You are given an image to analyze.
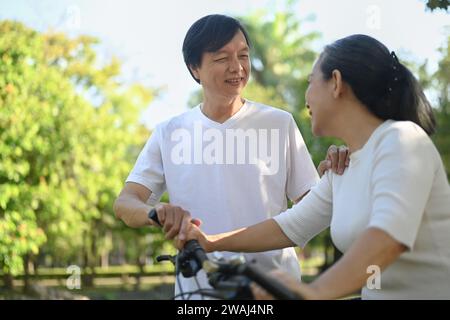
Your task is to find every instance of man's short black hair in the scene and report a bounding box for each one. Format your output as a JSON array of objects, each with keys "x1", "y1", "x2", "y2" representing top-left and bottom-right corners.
[{"x1": 182, "y1": 14, "x2": 251, "y2": 84}]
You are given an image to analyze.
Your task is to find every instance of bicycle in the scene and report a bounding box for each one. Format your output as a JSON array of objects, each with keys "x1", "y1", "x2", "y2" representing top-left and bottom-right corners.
[{"x1": 148, "y1": 209, "x2": 302, "y2": 300}]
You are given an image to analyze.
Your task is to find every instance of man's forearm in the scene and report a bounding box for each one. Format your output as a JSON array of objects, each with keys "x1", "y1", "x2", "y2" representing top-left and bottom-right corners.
[
  {"x1": 114, "y1": 196, "x2": 153, "y2": 228},
  {"x1": 208, "y1": 219, "x2": 295, "y2": 253}
]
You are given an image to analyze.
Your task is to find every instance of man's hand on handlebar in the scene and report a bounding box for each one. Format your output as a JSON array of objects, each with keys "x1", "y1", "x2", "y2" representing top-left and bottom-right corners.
[{"x1": 151, "y1": 204, "x2": 199, "y2": 240}]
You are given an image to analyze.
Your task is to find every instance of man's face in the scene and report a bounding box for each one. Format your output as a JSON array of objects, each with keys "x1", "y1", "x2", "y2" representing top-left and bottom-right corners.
[{"x1": 190, "y1": 30, "x2": 250, "y2": 100}]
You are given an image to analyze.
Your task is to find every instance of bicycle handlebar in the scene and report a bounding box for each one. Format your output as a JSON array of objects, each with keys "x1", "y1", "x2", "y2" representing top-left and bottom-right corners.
[{"x1": 148, "y1": 208, "x2": 300, "y2": 300}]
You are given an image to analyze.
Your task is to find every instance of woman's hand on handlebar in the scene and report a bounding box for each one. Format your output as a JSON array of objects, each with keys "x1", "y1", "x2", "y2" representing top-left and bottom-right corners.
[
  {"x1": 174, "y1": 219, "x2": 212, "y2": 252},
  {"x1": 250, "y1": 269, "x2": 320, "y2": 300}
]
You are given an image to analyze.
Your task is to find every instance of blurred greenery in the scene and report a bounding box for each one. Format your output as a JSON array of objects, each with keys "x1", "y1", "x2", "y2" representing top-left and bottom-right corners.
[
  {"x1": 0, "y1": 20, "x2": 170, "y2": 290},
  {"x1": 0, "y1": 0, "x2": 449, "y2": 297},
  {"x1": 425, "y1": 0, "x2": 449, "y2": 11}
]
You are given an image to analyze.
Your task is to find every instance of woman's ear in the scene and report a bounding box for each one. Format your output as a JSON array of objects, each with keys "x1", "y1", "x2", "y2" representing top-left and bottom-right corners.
[{"x1": 331, "y1": 69, "x2": 343, "y2": 99}]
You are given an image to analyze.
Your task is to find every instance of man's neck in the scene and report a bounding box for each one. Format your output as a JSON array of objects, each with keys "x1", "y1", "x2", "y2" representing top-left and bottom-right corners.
[{"x1": 201, "y1": 96, "x2": 244, "y2": 124}]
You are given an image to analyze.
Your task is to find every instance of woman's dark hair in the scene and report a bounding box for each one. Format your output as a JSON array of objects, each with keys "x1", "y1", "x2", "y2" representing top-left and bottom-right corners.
[
  {"x1": 182, "y1": 14, "x2": 251, "y2": 84},
  {"x1": 319, "y1": 34, "x2": 436, "y2": 135}
]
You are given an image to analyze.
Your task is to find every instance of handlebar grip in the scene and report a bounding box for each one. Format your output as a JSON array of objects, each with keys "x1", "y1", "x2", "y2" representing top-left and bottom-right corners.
[
  {"x1": 184, "y1": 239, "x2": 209, "y2": 265},
  {"x1": 148, "y1": 208, "x2": 162, "y2": 227}
]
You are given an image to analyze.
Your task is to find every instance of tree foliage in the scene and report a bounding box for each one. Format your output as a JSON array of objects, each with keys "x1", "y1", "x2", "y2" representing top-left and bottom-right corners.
[
  {"x1": 425, "y1": 0, "x2": 449, "y2": 11},
  {"x1": 0, "y1": 20, "x2": 160, "y2": 282}
]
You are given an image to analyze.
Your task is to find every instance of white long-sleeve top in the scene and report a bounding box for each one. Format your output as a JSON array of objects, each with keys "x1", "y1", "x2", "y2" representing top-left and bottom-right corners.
[{"x1": 274, "y1": 120, "x2": 450, "y2": 299}]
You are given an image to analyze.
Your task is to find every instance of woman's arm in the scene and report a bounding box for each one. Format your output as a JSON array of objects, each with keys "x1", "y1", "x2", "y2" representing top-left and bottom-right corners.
[
  {"x1": 276, "y1": 227, "x2": 407, "y2": 300},
  {"x1": 180, "y1": 174, "x2": 334, "y2": 253},
  {"x1": 180, "y1": 218, "x2": 295, "y2": 253}
]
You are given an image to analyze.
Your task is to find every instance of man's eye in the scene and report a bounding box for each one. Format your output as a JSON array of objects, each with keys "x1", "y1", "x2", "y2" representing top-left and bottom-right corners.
[
  {"x1": 240, "y1": 55, "x2": 249, "y2": 58},
  {"x1": 215, "y1": 57, "x2": 227, "y2": 62}
]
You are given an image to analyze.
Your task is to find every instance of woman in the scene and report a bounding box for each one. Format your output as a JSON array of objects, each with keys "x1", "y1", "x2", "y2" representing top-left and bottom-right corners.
[{"x1": 178, "y1": 34, "x2": 450, "y2": 299}]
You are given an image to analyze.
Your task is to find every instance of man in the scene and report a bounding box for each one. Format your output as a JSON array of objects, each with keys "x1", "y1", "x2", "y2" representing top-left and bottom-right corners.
[{"x1": 114, "y1": 14, "x2": 347, "y2": 299}]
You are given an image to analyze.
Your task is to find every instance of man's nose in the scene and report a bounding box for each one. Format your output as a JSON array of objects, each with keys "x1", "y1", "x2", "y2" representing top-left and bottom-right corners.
[{"x1": 228, "y1": 56, "x2": 243, "y2": 73}]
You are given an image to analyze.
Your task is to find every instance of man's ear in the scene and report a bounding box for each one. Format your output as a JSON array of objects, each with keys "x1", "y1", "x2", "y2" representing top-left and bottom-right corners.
[
  {"x1": 189, "y1": 65, "x2": 200, "y2": 82},
  {"x1": 331, "y1": 69, "x2": 343, "y2": 99}
]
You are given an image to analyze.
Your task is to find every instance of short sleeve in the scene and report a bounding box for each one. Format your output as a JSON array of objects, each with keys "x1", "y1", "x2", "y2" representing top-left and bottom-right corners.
[
  {"x1": 368, "y1": 123, "x2": 435, "y2": 250},
  {"x1": 126, "y1": 126, "x2": 166, "y2": 202},
  {"x1": 286, "y1": 115, "x2": 320, "y2": 201},
  {"x1": 274, "y1": 172, "x2": 333, "y2": 248}
]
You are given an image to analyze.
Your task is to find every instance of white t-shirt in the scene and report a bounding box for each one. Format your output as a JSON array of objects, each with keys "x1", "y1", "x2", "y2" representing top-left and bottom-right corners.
[
  {"x1": 274, "y1": 120, "x2": 450, "y2": 299},
  {"x1": 126, "y1": 99, "x2": 319, "y2": 299}
]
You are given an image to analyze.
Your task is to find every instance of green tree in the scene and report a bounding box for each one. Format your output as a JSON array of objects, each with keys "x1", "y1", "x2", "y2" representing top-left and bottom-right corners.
[
  {"x1": 0, "y1": 20, "x2": 159, "y2": 290},
  {"x1": 425, "y1": 0, "x2": 449, "y2": 11}
]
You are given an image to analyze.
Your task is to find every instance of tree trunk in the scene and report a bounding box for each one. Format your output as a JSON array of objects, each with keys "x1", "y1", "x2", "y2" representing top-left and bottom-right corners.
[
  {"x1": 101, "y1": 230, "x2": 112, "y2": 268},
  {"x1": 90, "y1": 223, "x2": 98, "y2": 283},
  {"x1": 3, "y1": 272, "x2": 14, "y2": 290},
  {"x1": 82, "y1": 231, "x2": 94, "y2": 288},
  {"x1": 23, "y1": 254, "x2": 31, "y2": 293},
  {"x1": 101, "y1": 251, "x2": 109, "y2": 268},
  {"x1": 134, "y1": 254, "x2": 145, "y2": 291}
]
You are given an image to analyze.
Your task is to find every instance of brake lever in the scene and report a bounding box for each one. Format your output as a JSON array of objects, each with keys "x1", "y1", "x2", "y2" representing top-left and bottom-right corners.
[{"x1": 156, "y1": 255, "x2": 176, "y2": 264}]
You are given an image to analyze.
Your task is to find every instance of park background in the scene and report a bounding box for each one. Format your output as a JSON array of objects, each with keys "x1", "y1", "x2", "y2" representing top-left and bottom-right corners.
[{"x1": 0, "y1": 0, "x2": 448, "y2": 299}]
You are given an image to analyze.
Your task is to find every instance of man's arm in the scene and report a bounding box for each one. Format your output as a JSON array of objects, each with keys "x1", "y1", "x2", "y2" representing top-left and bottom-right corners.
[
  {"x1": 113, "y1": 182, "x2": 153, "y2": 228},
  {"x1": 114, "y1": 182, "x2": 193, "y2": 239}
]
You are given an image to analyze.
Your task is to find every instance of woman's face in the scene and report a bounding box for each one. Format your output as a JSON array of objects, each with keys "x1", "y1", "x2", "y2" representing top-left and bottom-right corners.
[{"x1": 305, "y1": 59, "x2": 336, "y2": 137}]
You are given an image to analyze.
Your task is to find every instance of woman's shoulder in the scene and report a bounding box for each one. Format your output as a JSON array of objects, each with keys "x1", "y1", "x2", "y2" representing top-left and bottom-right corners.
[
  {"x1": 374, "y1": 120, "x2": 437, "y2": 159},
  {"x1": 382, "y1": 120, "x2": 428, "y2": 136},
  {"x1": 377, "y1": 120, "x2": 430, "y2": 145}
]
